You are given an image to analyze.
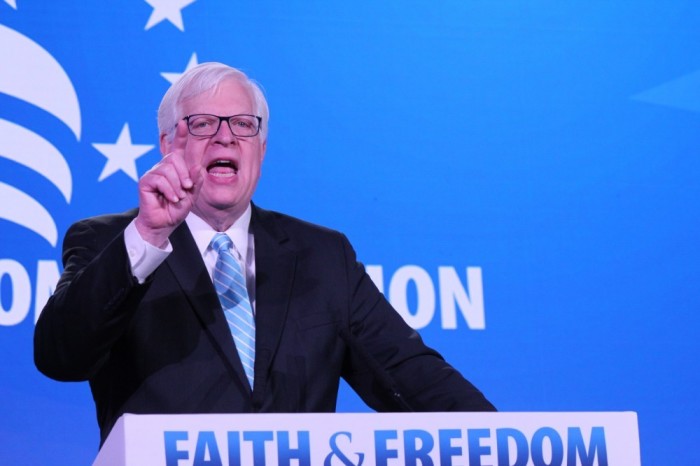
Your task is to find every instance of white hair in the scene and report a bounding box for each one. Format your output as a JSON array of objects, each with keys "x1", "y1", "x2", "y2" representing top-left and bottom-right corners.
[{"x1": 157, "y1": 62, "x2": 269, "y2": 142}]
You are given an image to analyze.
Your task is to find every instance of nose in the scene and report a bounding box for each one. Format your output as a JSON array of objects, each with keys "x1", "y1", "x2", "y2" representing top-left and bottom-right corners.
[{"x1": 212, "y1": 118, "x2": 237, "y2": 144}]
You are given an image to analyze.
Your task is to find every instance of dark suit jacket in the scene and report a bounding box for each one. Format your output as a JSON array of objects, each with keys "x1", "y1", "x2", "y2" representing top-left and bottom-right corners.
[{"x1": 34, "y1": 204, "x2": 494, "y2": 445}]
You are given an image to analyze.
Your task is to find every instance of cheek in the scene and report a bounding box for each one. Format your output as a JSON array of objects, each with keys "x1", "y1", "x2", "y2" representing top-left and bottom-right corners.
[
  {"x1": 187, "y1": 147, "x2": 210, "y2": 170},
  {"x1": 244, "y1": 156, "x2": 263, "y2": 173}
]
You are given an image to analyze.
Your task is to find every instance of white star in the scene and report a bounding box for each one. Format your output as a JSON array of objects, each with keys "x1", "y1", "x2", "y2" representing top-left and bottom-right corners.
[
  {"x1": 161, "y1": 53, "x2": 199, "y2": 84},
  {"x1": 93, "y1": 124, "x2": 154, "y2": 182},
  {"x1": 144, "y1": 0, "x2": 196, "y2": 31},
  {"x1": 4, "y1": 0, "x2": 17, "y2": 9}
]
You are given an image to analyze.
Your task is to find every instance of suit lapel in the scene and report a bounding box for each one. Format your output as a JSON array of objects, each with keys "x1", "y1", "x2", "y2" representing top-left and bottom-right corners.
[
  {"x1": 165, "y1": 222, "x2": 252, "y2": 395},
  {"x1": 250, "y1": 206, "x2": 297, "y2": 404}
]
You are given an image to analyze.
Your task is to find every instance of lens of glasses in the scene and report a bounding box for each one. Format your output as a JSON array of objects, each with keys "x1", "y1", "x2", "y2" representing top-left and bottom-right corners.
[{"x1": 187, "y1": 114, "x2": 260, "y2": 137}]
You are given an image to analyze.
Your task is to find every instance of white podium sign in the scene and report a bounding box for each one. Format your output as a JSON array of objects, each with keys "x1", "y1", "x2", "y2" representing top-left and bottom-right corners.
[{"x1": 93, "y1": 412, "x2": 639, "y2": 466}]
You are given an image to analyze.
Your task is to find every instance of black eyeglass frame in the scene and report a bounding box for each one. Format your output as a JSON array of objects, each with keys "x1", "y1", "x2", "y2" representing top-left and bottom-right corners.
[{"x1": 182, "y1": 114, "x2": 263, "y2": 137}]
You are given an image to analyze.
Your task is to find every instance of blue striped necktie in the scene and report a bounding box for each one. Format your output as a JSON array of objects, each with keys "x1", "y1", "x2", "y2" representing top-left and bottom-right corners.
[{"x1": 211, "y1": 233, "x2": 255, "y2": 388}]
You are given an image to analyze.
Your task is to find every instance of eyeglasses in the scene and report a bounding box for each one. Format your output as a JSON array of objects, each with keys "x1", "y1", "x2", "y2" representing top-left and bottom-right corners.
[{"x1": 183, "y1": 114, "x2": 262, "y2": 137}]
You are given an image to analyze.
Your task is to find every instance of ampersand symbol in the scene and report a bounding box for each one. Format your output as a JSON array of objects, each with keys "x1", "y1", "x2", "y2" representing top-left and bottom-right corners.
[{"x1": 324, "y1": 431, "x2": 365, "y2": 466}]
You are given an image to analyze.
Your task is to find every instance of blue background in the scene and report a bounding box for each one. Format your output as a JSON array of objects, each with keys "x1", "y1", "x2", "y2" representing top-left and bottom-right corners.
[{"x1": 1, "y1": 1, "x2": 698, "y2": 464}]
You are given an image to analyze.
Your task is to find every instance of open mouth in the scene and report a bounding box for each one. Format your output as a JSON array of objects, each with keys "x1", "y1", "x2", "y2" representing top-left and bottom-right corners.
[{"x1": 207, "y1": 159, "x2": 238, "y2": 177}]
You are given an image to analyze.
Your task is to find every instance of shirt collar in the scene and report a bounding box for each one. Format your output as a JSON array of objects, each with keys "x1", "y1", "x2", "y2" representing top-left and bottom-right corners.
[{"x1": 185, "y1": 204, "x2": 252, "y2": 262}]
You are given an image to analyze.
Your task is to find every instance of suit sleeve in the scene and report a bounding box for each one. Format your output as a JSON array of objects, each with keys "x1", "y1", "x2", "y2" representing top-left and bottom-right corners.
[
  {"x1": 34, "y1": 217, "x2": 151, "y2": 381},
  {"x1": 338, "y1": 234, "x2": 496, "y2": 412}
]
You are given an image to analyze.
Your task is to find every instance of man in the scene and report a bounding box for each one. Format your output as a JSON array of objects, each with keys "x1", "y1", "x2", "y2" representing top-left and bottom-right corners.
[{"x1": 34, "y1": 62, "x2": 495, "y2": 446}]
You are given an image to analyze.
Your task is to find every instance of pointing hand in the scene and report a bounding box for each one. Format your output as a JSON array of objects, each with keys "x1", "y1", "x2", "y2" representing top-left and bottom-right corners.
[{"x1": 134, "y1": 121, "x2": 202, "y2": 247}]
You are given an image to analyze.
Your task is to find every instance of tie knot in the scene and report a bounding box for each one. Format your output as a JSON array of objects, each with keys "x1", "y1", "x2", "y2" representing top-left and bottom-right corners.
[{"x1": 211, "y1": 233, "x2": 233, "y2": 253}]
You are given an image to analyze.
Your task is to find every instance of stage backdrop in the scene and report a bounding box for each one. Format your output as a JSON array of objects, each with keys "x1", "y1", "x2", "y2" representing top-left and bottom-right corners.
[{"x1": 1, "y1": 1, "x2": 698, "y2": 464}]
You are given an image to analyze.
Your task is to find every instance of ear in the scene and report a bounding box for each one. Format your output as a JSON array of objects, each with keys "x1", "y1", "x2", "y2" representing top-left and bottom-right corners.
[{"x1": 260, "y1": 138, "x2": 267, "y2": 162}]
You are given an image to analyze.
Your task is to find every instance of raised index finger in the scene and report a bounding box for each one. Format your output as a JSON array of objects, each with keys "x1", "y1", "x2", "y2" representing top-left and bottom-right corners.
[
  {"x1": 170, "y1": 119, "x2": 189, "y2": 155},
  {"x1": 167, "y1": 120, "x2": 193, "y2": 189}
]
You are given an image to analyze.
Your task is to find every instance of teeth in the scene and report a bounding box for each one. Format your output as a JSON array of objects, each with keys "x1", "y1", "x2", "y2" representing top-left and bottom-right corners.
[{"x1": 208, "y1": 159, "x2": 238, "y2": 175}]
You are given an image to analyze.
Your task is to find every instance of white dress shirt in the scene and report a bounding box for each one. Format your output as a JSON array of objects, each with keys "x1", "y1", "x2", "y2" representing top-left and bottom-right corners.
[{"x1": 123, "y1": 204, "x2": 256, "y2": 311}]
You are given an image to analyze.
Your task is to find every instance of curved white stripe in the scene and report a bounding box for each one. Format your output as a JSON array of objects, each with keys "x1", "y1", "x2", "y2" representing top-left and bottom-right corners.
[
  {"x1": 0, "y1": 119, "x2": 72, "y2": 202},
  {"x1": 0, "y1": 24, "x2": 81, "y2": 139},
  {"x1": 0, "y1": 182, "x2": 57, "y2": 246}
]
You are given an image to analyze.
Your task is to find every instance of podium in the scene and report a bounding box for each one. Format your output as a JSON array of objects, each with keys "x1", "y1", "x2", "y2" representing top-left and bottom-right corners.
[{"x1": 93, "y1": 412, "x2": 640, "y2": 465}]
